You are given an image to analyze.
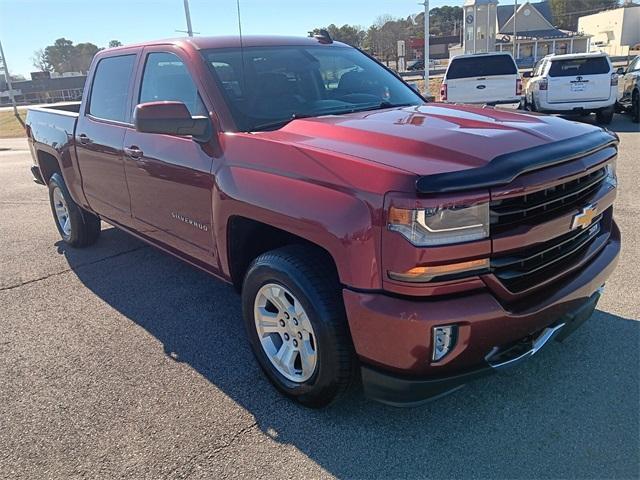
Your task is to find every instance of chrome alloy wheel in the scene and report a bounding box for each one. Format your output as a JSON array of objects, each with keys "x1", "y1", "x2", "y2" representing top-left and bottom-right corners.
[
  {"x1": 254, "y1": 283, "x2": 318, "y2": 382},
  {"x1": 52, "y1": 186, "x2": 71, "y2": 236}
]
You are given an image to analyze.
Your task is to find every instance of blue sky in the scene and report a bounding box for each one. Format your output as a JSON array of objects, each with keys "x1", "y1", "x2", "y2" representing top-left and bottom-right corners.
[{"x1": 0, "y1": 0, "x2": 457, "y2": 77}]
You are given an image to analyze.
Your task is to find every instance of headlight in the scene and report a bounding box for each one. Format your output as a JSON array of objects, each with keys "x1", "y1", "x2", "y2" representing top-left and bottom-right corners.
[{"x1": 388, "y1": 202, "x2": 490, "y2": 246}]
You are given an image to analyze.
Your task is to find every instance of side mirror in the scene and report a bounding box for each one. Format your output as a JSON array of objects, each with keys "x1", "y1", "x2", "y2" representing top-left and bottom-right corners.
[
  {"x1": 134, "y1": 101, "x2": 211, "y2": 143},
  {"x1": 616, "y1": 67, "x2": 625, "y2": 75},
  {"x1": 522, "y1": 71, "x2": 532, "y2": 79}
]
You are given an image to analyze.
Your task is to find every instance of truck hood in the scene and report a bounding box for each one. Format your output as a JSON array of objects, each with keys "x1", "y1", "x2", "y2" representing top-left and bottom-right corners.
[{"x1": 262, "y1": 104, "x2": 601, "y2": 177}]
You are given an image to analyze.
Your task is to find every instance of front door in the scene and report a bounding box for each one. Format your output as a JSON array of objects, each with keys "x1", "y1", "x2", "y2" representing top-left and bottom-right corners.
[
  {"x1": 123, "y1": 48, "x2": 216, "y2": 263},
  {"x1": 75, "y1": 53, "x2": 137, "y2": 225}
]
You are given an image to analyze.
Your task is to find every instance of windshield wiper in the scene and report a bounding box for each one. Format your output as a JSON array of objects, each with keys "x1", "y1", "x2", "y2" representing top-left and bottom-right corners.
[
  {"x1": 348, "y1": 101, "x2": 418, "y2": 113},
  {"x1": 251, "y1": 113, "x2": 314, "y2": 132}
]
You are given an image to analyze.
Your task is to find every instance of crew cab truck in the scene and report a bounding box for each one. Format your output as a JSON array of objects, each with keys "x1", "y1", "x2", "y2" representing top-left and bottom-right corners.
[
  {"x1": 26, "y1": 36, "x2": 620, "y2": 408},
  {"x1": 524, "y1": 52, "x2": 618, "y2": 124}
]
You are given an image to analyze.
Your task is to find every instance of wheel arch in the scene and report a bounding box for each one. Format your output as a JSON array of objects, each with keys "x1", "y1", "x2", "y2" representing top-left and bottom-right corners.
[{"x1": 226, "y1": 216, "x2": 339, "y2": 292}]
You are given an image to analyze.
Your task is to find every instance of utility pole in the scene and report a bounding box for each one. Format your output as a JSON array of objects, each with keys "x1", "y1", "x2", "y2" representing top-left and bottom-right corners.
[
  {"x1": 0, "y1": 39, "x2": 20, "y2": 121},
  {"x1": 420, "y1": 0, "x2": 429, "y2": 96},
  {"x1": 183, "y1": 0, "x2": 194, "y2": 37},
  {"x1": 513, "y1": 0, "x2": 518, "y2": 59}
]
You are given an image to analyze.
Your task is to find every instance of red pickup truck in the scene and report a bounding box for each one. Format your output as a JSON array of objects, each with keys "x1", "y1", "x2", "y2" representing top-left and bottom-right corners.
[{"x1": 26, "y1": 35, "x2": 620, "y2": 407}]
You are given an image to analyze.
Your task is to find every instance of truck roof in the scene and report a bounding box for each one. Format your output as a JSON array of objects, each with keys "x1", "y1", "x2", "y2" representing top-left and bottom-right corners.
[
  {"x1": 104, "y1": 35, "x2": 346, "y2": 52},
  {"x1": 545, "y1": 51, "x2": 609, "y2": 61}
]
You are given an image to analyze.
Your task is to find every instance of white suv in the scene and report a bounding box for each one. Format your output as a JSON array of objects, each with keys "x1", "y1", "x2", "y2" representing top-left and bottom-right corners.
[
  {"x1": 524, "y1": 52, "x2": 617, "y2": 124},
  {"x1": 440, "y1": 52, "x2": 522, "y2": 108}
]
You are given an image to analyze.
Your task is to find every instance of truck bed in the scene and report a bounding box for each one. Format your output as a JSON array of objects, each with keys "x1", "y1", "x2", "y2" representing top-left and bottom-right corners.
[{"x1": 26, "y1": 102, "x2": 80, "y2": 152}]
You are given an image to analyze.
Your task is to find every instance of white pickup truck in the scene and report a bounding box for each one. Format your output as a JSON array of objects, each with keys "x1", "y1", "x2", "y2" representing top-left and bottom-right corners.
[
  {"x1": 440, "y1": 52, "x2": 522, "y2": 108},
  {"x1": 524, "y1": 52, "x2": 617, "y2": 124}
]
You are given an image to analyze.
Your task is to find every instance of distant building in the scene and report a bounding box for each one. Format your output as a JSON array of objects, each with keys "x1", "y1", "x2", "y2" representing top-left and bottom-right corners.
[
  {"x1": 0, "y1": 74, "x2": 86, "y2": 106},
  {"x1": 407, "y1": 35, "x2": 461, "y2": 60},
  {"x1": 578, "y1": 3, "x2": 640, "y2": 57},
  {"x1": 451, "y1": 0, "x2": 591, "y2": 66}
]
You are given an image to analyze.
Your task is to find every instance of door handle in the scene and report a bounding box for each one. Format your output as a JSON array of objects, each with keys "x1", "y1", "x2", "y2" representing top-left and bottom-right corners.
[
  {"x1": 78, "y1": 133, "x2": 91, "y2": 145},
  {"x1": 124, "y1": 146, "x2": 144, "y2": 159}
]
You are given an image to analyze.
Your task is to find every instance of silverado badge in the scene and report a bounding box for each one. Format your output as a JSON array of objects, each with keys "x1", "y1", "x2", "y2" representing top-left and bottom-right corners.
[{"x1": 571, "y1": 204, "x2": 597, "y2": 230}]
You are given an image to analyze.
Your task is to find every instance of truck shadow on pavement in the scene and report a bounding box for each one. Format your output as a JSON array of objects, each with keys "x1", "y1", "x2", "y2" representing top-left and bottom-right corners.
[{"x1": 57, "y1": 227, "x2": 640, "y2": 479}]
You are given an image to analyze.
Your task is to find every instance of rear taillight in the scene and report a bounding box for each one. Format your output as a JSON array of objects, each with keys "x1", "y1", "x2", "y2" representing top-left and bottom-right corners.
[
  {"x1": 516, "y1": 78, "x2": 523, "y2": 96},
  {"x1": 539, "y1": 79, "x2": 548, "y2": 91},
  {"x1": 611, "y1": 73, "x2": 618, "y2": 86},
  {"x1": 440, "y1": 83, "x2": 447, "y2": 102}
]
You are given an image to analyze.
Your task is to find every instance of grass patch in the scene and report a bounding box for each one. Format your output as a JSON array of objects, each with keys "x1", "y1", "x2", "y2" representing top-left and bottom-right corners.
[{"x1": 0, "y1": 108, "x2": 27, "y2": 138}]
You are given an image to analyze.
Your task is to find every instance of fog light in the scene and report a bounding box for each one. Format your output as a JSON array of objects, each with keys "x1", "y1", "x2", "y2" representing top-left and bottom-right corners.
[{"x1": 432, "y1": 325, "x2": 457, "y2": 361}]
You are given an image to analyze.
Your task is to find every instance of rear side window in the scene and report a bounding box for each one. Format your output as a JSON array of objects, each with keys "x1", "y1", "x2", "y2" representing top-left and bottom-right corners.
[
  {"x1": 548, "y1": 57, "x2": 610, "y2": 77},
  {"x1": 89, "y1": 55, "x2": 136, "y2": 122},
  {"x1": 447, "y1": 55, "x2": 517, "y2": 79},
  {"x1": 139, "y1": 52, "x2": 207, "y2": 116}
]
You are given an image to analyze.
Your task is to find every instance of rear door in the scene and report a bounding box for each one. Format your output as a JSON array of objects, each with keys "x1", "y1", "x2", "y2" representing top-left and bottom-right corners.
[
  {"x1": 547, "y1": 56, "x2": 611, "y2": 103},
  {"x1": 76, "y1": 52, "x2": 138, "y2": 225},
  {"x1": 123, "y1": 46, "x2": 217, "y2": 262},
  {"x1": 445, "y1": 55, "x2": 518, "y2": 104}
]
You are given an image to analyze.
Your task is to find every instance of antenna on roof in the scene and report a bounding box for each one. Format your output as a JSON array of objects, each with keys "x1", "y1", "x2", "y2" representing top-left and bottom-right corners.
[{"x1": 314, "y1": 29, "x2": 333, "y2": 44}]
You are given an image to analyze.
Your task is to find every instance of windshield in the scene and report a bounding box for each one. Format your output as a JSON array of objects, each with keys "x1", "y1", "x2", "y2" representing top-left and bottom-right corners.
[{"x1": 201, "y1": 45, "x2": 423, "y2": 131}]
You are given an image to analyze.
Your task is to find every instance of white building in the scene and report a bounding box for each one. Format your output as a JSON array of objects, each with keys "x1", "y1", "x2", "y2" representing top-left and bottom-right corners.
[
  {"x1": 578, "y1": 4, "x2": 640, "y2": 57},
  {"x1": 454, "y1": 0, "x2": 591, "y2": 66}
]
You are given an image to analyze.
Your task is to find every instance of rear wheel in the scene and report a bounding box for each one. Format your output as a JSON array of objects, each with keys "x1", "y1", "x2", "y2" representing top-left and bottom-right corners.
[
  {"x1": 48, "y1": 173, "x2": 101, "y2": 247},
  {"x1": 596, "y1": 105, "x2": 614, "y2": 125},
  {"x1": 241, "y1": 245, "x2": 356, "y2": 408}
]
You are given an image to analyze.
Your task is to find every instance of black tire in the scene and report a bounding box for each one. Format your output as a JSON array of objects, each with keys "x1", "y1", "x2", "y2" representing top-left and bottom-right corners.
[
  {"x1": 48, "y1": 173, "x2": 101, "y2": 247},
  {"x1": 596, "y1": 106, "x2": 614, "y2": 125},
  {"x1": 632, "y1": 90, "x2": 640, "y2": 124},
  {"x1": 241, "y1": 245, "x2": 356, "y2": 408}
]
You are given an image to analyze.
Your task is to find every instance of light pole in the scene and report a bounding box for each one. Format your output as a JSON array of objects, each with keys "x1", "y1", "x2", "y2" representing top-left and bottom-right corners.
[
  {"x1": 0, "y1": 39, "x2": 19, "y2": 121},
  {"x1": 513, "y1": 0, "x2": 518, "y2": 59},
  {"x1": 420, "y1": 0, "x2": 429, "y2": 96},
  {"x1": 183, "y1": 0, "x2": 194, "y2": 37}
]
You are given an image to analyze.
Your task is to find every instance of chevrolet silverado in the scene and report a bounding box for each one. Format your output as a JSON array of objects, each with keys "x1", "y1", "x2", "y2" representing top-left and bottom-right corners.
[{"x1": 26, "y1": 35, "x2": 620, "y2": 407}]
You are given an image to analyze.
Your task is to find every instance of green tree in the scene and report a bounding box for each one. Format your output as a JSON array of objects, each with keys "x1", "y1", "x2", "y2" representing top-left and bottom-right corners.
[
  {"x1": 550, "y1": 0, "x2": 619, "y2": 30},
  {"x1": 73, "y1": 42, "x2": 100, "y2": 72},
  {"x1": 309, "y1": 24, "x2": 366, "y2": 47},
  {"x1": 108, "y1": 40, "x2": 123, "y2": 48},
  {"x1": 37, "y1": 38, "x2": 101, "y2": 74},
  {"x1": 43, "y1": 38, "x2": 75, "y2": 74}
]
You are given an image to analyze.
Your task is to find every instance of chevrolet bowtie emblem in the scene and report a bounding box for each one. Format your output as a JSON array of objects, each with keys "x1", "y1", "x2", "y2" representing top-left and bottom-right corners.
[{"x1": 571, "y1": 204, "x2": 597, "y2": 230}]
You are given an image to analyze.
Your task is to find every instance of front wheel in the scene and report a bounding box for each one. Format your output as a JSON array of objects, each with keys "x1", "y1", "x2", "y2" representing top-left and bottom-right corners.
[
  {"x1": 241, "y1": 245, "x2": 356, "y2": 408},
  {"x1": 632, "y1": 91, "x2": 639, "y2": 123},
  {"x1": 48, "y1": 173, "x2": 101, "y2": 247}
]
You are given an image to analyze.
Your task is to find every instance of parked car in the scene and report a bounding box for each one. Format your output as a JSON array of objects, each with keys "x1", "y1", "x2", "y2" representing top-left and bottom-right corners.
[
  {"x1": 615, "y1": 55, "x2": 640, "y2": 123},
  {"x1": 26, "y1": 36, "x2": 620, "y2": 408},
  {"x1": 440, "y1": 52, "x2": 522, "y2": 108},
  {"x1": 407, "y1": 59, "x2": 436, "y2": 71},
  {"x1": 523, "y1": 52, "x2": 617, "y2": 124}
]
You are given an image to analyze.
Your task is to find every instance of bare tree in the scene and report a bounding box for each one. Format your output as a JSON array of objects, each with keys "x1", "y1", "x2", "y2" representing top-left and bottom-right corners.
[{"x1": 31, "y1": 48, "x2": 52, "y2": 72}]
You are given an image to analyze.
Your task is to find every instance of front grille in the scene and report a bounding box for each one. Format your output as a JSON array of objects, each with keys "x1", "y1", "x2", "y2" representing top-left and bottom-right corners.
[
  {"x1": 490, "y1": 167, "x2": 606, "y2": 231},
  {"x1": 491, "y1": 216, "x2": 605, "y2": 293}
]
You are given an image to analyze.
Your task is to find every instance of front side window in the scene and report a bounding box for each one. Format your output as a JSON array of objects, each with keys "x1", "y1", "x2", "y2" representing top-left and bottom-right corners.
[
  {"x1": 89, "y1": 54, "x2": 136, "y2": 122},
  {"x1": 139, "y1": 52, "x2": 207, "y2": 116},
  {"x1": 201, "y1": 45, "x2": 423, "y2": 131}
]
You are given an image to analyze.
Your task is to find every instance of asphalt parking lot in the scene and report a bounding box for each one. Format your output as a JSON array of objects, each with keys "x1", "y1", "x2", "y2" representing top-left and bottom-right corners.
[{"x1": 1, "y1": 115, "x2": 639, "y2": 480}]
